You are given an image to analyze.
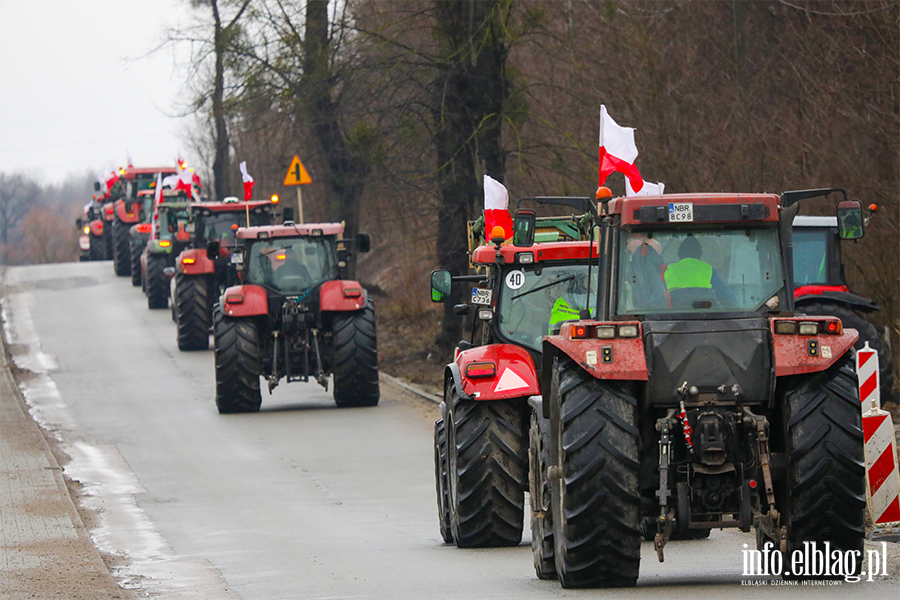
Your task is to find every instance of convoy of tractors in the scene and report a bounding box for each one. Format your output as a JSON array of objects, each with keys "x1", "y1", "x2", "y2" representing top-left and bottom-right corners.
[{"x1": 76, "y1": 161, "x2": 889, "y2": 588}]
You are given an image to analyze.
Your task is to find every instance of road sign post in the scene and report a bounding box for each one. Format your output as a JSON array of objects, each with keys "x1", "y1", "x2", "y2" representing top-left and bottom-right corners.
[{"x1": 284, "y1": 156, "x2": 312, "y2": 223}]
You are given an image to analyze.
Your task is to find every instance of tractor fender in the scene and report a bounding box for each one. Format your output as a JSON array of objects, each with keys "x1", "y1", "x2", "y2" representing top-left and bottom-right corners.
[
  {"x1": 542, "y1": 321, "x2": 650, "y2": 382},
  {"x1": 115, "y1": 199, "x2": 142, "y2": 224},
  {"x1": 449, "y1": 344, "x2": 539, "y2": 402},
  {"x1": 770, "y1": 319, "x2": 858, "y2": 377},
  {"x1": 89, "y1": 219, "x2": 104, "y2": 237},
  {"x1": 795, "y1": 288, "x2": 881, "y2": 313},
  {"x1": 102, "y1": 202, "x2": 115, "y2": 221},
  {"x1": 220, "y1": 284, "x2": 268, "y2": 317},
  {"x1": 319, "y1": 280, "x2": 367, "y2": 312},
  {"x1": 176, "y1": 248, "x2": 215, "y2": 275}
]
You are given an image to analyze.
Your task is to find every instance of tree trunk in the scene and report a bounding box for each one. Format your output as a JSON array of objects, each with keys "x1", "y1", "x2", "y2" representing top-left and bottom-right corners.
[{"x1": 211, "y1": 0, "x2": 230, "y2": 200}]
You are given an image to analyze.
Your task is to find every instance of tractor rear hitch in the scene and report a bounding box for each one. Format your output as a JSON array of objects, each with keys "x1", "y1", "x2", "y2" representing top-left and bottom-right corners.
[{"x1": 655, "y1": 414, "x2": 676, "y2": 561}]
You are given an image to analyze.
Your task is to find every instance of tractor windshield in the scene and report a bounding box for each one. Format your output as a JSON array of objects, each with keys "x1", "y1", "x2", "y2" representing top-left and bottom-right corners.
[
  {"x1": 793, "y1": 228, "x2": 834, "y2": 286},
  {"x1": 617, "y1": 228, "x2": 784, "y2": 314},
  {"x1": 200, "y1": 211, "x2": 269, "y2": 246},
  {"x1": 498, "y1": 263, "x2": 598, "y2": 351},
  {"x1": 247, "y1": 237, "x2": 338, "y2": 295},
  {"x1": 157, "y1": 207, "x2": 191, "y2": 241}
]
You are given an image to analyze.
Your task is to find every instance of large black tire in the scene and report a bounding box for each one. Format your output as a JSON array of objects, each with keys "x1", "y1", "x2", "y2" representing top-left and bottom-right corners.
[
  {"x1": 145, "y1": 254, "x2": 169, "y2": 309},
  {"x1": 175, "y1": 273, "x2": 211, "y2": 351},
  {"x1": 783, "y1": 356, "x2": 865, "y2": 576},
  {"x1": 798, "y1": 301, "x2": 894, "y2": 401},
  {"x1": 529, "y1": 408, "x2": 556, "y2": 579},
  {"x1": 89, "y1": 235, "x2": 105, "y2": 261},
  {"x1": 434, "y1": 417, "x2": 454, "y2": 544},
  {"x1": 129, "y1": 238, "x2": 143, "y2": 286},
  {"x1": 447, "y1": 385, "x2": 527, "y2": 548},
  {"x1": 332, "y1": 301, "x2": 379, "y2": 407},
  {"x1": 112, "y1": 218, "x2": 131, "y2": 276},
  {"x1": 550, "y1": 355, "x2": 641, "y2": 588},
  {"x1": 213, "y1": 307, "x2": 262, "y2": 413}
]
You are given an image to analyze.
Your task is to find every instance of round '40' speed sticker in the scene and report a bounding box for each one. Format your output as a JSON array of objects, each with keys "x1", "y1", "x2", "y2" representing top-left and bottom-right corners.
[{"x1": 505, "y1": 270, "x2": 525, "y2": 290}]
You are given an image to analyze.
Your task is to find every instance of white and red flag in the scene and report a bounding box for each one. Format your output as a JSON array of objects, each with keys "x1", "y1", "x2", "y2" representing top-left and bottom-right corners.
[
  {"x1": 103, "y1": 163, "x2": 120, "y2": 192},
  {"x1": 483, "y1": 175, "x2": 513, "y2": 242},
  {"x1": 599, "y1": 105, "x2": 644, "y2": 193},
  {"x1": 126, "y1": 151, "x2": 134, "y2": 168},
  {"x1": 626, "y1": 179, "x2": 664, "y2": 197},
  {"x1": 150, "y1": 172, "x2": 163, "y2": 239},
  {"x1": 240, "y1": 161, "x2": 254, "y2": 201}
]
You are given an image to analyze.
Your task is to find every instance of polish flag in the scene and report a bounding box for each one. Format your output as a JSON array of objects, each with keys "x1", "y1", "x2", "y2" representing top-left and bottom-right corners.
[
  {"x1": 126, "y1": 151, "x2": 134, "y2": 168},
  {"x1": 240, "y1": 161, "x2": 254, "y2": 201},
  {"x1": 599, "y1": 105, "x2": 644, "y2": 193},
  {"x1": 150, "y1": 173, "x2": 163, "y2": 239},
  {"x1": 174, "y1": 164, "x2": 193, "y2": 196},
  {"x1": 483, "y1": 175, "x2": 513, "y2": 242},
  {"x1": 626, "y1": 179, "x2": 664, "y2": 197},
  {"x1": 104, "y1": 163, "x2": 120, "y2": 192}
]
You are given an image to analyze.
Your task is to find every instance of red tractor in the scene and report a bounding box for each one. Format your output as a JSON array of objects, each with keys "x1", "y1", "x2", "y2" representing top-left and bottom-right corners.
[
  {"x1": 78, "y1": 192, "x2": 110, "y2": 261},
  {"x1": 429, "y1": 197, "x2": 599, "y2": 548},
  {"x1": 111, "y1": 167, "x2": 178, "y2": 277},
  {"x1": 213, "y1": 221, "x2": 377, "y2": 413},
  {"x1": 170, "y1": 198, "x2": 278, "y2": 350},
  {"x1": 527, "y1": 189, "x2": 866, "y2": 587}
]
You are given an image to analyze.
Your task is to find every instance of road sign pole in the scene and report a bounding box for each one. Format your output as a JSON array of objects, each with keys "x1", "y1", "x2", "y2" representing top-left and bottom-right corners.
[{"x1": 296, "y1": 187, "x2": 304, "y2": 224}]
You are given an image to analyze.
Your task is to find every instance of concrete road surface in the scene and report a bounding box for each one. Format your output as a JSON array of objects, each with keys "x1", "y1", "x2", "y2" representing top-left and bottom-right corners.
[{"x1": 3, "y1": 262, "x2": 898, "y2": 599}]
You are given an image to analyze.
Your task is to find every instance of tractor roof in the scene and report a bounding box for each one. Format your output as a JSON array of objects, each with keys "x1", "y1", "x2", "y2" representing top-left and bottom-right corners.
[
  {"x1": 609, "y1": 193, "x2": 780, "y2": 226},
  {"x1": 793, "y1": 215, "x2": 837, "y2": 228},
  {"x1": 236, "y1": 222, "x2": 344, "y2": 240},
  {"x1": 191, "y1": 199, "x2": 276, "y2": 213},
  {"x1": 121, "y1": 167, "x2": 178, "y2": 179},
  {"x1": 472, "y1": 240, "x2": 598, "y2": 265}
]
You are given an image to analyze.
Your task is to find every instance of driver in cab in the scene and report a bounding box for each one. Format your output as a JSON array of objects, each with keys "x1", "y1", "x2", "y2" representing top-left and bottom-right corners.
[
  {"x1": 274, "y1": 248, "x2": 311, "y2": 286},
  {"x1": 664, "y1": 235, "x2": 735, "y2": 308}
]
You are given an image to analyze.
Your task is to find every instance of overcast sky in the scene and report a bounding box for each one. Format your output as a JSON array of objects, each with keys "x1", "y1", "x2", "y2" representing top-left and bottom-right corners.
[{"x1": 0, "y1": 0, "x2": 195, "y2": 184}]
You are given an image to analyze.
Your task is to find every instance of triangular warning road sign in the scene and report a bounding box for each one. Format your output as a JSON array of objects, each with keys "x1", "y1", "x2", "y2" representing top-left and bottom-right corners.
[
  {"x1": 284, "y1": 155, "x2": 312, "y2": 185},
  {"x1": 493, "y1": 368, "x2": 530, "y2": 393}
]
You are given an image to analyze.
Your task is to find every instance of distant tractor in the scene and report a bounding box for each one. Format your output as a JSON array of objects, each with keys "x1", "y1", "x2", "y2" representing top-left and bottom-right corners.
[
  {"x1": 430, "y1": 197, "x2": 598, "y2": 549},
  {"x1": 212, "y1": 221, "x2": 376, "y2": 413},
  {"x1": 128, "y1": 190, "x2": 158, "y2": 287},
  {"x1": 792, "y1": 213, "x2": 893, "y2": 398},
  {"x1": 528, "y1": 189, "x2": 866, "y2": 588},
  {"x1": 111, "y1": 167, "x2": 178, "y2": 277},
  {"x1": 140, "y1": 193, "x2": 193, "y2": 309},
  {"x1": 170, "y1": 198, "x2": 278, "y2": 350}
]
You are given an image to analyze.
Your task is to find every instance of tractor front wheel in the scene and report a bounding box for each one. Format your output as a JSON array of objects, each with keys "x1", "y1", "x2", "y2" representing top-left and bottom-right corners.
[
  {"x1": 550, "y1": 355, "x2": 641, "y2": 588},
  {"x1": 447, "y1": 386, "x2": 527, "y2": 548},
  {"x1": 434, "y1": 417, "x2": 453, "y2": 544},
  {"x1": 213, "y1": 307, "x2": 262, "y2": 413},
  {"x1": 145, "y1": 254, "x2": 169, "y2": 309},
  {"x1": 129, "y1": 238, "x2": 143, "y2": 286},
  {"x1": 783, "y1": 355, "x2": 865, "y2": 576},
  {"x1": 112, "y1": 218, "x2": 131, "y2": 276},
  {"x1": 530, "y1": 407, "x2": 556, "y2": 579},
  {"x1": 332, "y1": 301, "x2": 379, "y2": 407},
  {"x1": 175, "y1": 273, "x2": 211, "y2": 350}
]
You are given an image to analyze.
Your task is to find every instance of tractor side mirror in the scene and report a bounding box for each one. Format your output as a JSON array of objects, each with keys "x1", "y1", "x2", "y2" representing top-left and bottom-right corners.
[
  {"x1": 206, "y1": 240, "x2": 220, "y2": 260},
  {"x1": 282, "y1": 207, "x2": 294, "y2": 223},
  {"x1": 76, "y1": 218, "x2": 83, "y2": 229},
  {"x1": 356, "y1": 233, "x2": 371, "y2": 253},
  {"x1": 513, "y1": 209, "x2": 536, "y2": 247},
  {"x1": 837, "y1": 199, "x2": 864, "y2": 240},
  {"x1": 93, "y1": 182, "x2": 101, "y2": 192},
  {"x1": 431, "y1": 270, "x2": 452, "y2": 303}
]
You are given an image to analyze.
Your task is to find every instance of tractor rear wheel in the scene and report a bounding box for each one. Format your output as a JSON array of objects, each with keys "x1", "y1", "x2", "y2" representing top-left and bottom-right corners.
[
  {"x1": 434, "y1": 417, "x2": 453, "y2": 544},
  {"x1": 112, "y1": 218, "x2": 131, "y2": 276},
  {"x1": 530, "y1": 408, "x2": 556, "y2": 579},
  {"x1": 129, "y1": 238, "x2": 143, "y2": 286},
  {"x1": 214, "y1": 307, "x2": 262, "y2": 413},
  {"x1": 550, "y1": 355, "x2": 641, "y2": 588},
  {"x1": 798, "y1": 301, "x2": 894, "y2": 402},
  {"x1": 783, "y1": 355, "x2": 865, "y2": 576},
  {"x1": 145, "y1": 254, "x2": 168, "y2": 309},
  {"x1": 175, "y1": 273, "x2": 211, "y2": 351},
  {"x1": 332, "y1": 301, "x2": 379, "y2": 407},
  {"x1": 89, "y1": 235, "x2": 105, "y2": 261},
  {"x1": 447, "y1": 388, "x2": 527, "y2": 548}
]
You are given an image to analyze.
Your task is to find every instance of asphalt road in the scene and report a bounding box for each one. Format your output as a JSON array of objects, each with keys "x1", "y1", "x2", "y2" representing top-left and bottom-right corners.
[{"x1": 3, "y1": 261, "x2": 898, "y2": 599}]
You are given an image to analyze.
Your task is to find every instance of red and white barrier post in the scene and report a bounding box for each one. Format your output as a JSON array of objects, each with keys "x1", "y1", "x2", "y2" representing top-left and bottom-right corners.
[{"x1": 857, "y1": 342, "x2": 900, "y2": 528}]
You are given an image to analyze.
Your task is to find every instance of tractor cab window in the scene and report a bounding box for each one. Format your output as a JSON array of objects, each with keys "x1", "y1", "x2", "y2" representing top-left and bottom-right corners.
[
  {"x1": 128, "y1": 175, "x2": 159, "y2": 199},
  {"x1": 200, "y1": 211, "x2": 269, "y2": 246},
  {"x1": 617, "y1": 228, "x2": 784, "y2": 314},
  {"x1": 157, "y1": 208, "x2": 191, "y2": 241},
  {"x1": 498, "y1": 263, "x2": 597, "y2": 351},
  {"x1": 247, "y1": 237, "x2": 338, "y2": 294},
  {"x1": 792, "y1": 229, "x2": 834, "y2": 286}
]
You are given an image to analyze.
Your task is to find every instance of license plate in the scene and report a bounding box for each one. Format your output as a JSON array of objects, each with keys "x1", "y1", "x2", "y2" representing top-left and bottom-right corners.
[
  {"x1": 471, "y1": 288, "x2": 492, "y2": 305},
  {"x1": 231, "y1": 253, "x2": 243, "y2": 264},
  {"x1": 668, "y1": 202, "x2": 693, "y2": 222}
]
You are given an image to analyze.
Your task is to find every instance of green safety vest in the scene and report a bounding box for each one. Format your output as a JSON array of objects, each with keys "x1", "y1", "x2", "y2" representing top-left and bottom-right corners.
[
  {"x1": 664, "y1": 258, "x2": 712, "y2": 291},
  {"x1": 548, "y1": 297, "x2": 582, "y2": 334}
]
